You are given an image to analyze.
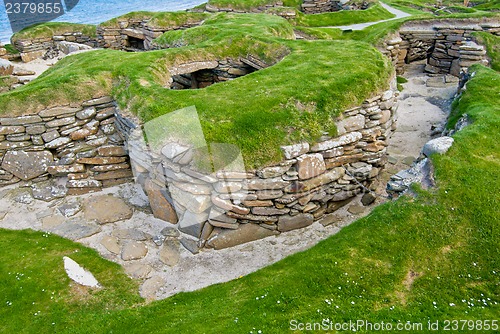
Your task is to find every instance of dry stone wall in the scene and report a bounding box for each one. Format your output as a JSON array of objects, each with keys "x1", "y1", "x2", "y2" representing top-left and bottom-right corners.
[
  {"x1": 13, "y1": 32, "x2": 98, "y2": 62},
  {"x1": 121, "y1": 78, "x2": 398, "y2": 251},
  {"x1": 0, "y1": 96, "x2": 133, "y2": 195},
  {"x1": 301, "y1": 0, "x2": 342, "y2": 14},
  {"x1": 381, "y1": 18, "x2": 499, "y2": 76},
  {"x1": 97, "y1": 17, "x2": 205, "y2": 51}
]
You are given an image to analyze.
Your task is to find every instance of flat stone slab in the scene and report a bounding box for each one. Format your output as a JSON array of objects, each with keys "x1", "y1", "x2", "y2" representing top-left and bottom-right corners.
[
  {"x1": 63, "y1": 256, "x2": 100, "y2": 288},
  {"x1": 83, "y1": 195, "x2": 133, "y2": 224},
  {"x1": 121, "y1": 241, "x2": 148, "y2": 261},
  {"x1": 51, "y1": 220, "x2": 102, "y2": 240},
  {"x1": 2, "y1": 151, "x2": 53, "y2": 181}
]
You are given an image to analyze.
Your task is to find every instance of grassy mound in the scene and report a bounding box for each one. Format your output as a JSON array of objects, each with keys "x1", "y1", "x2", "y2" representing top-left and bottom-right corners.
[
  {"x1": 11, "y1": 22, "x2": 96, "y2": 43},
  {"x1": 99, "y1": 11, "x2": 210, "y2": 29},
  {"x1": 0, "y1": 13, "x2": 392, "y2": 168}
]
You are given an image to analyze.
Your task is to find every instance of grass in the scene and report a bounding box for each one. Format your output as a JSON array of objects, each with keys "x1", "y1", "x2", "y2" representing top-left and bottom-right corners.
[
  {"x1": 207, "y1": 0, "x2": 284, "y2": 10},
  {"x1": 474, "y1": 32, "x2": 500, "y2": 72},
  {"x1": 382, "y1": 0, "x2": 499, "y2": 15},
  {"x1": 292, "y1": 3, "x2": 395, "y2": 27},
  {"x1": 0, "y1": 64, "x2": 498, "y2": 333},
  {"x1": 0, "y1": 13, "x2": 393, "y2": 169},
  {"x1": 99, "y1": 11, "x2": 210, "y2": 29},
  {"x1": 0, "y1": 1, "x2": 499, "y2": 332},
  {"x1": 11, "y1": 22, "x2": 96, "y2": 43}
]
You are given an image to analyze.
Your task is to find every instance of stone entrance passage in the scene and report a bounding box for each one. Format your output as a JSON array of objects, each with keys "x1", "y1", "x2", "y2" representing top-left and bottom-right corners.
[{"x1": 170, "y1": 60, "x2": 258, "y2": 90}]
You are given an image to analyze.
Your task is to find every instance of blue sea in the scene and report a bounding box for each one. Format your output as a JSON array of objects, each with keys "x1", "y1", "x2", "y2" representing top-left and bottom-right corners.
[{"x1": 0, "y1": 0, "x2": 205, "y2": 43}]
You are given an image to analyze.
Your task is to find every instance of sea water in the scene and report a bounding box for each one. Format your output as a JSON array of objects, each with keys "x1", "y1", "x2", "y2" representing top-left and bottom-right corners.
[{"x1": 0, "y1": 0, "x2": 205, "y2": 43}]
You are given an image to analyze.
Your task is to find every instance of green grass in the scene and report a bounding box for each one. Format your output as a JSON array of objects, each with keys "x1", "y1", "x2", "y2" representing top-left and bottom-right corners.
[
  {"x1": 383, "y1": 0, "x2": 499, "y2": 15},
  {"x1": 3, "y1": 44, "x2": 20, "y2": 54},
  {"x1": 1, "y1": 64, "x2": 498, "y2": 334},
  {"x1": 11, "y1": 22, "x2": 96, "y2": 43},
  {"x1": 207, "y1": 0, "x2": 284, "y2": 10},
  {"x1": 0, "y1": 13, "x2": 392, "y2": 168},
  {"x1": 99, "y1": 11, "x2": 210, "y2": 29},
  {"x1": 292, "y1": 3, "x2": 395, "y2": 27},
  {"x1": 474, "y1": 32, "x2": 500, "y2": 72}
]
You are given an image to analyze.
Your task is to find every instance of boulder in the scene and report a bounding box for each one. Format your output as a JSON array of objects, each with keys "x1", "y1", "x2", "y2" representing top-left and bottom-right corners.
[
  {"x1": 144, "y1": 179, "x2": 178, "y2": 223},
  {"x1": 57, "y1": 41, "x2": 92, "y2": 55},
  {"x1": 0, "y1": 59, "x2": 14, "y2": 76},
  {"x1": 83, "y1": 195, "x2": 133, "y2": 224},
  {"x1": 422, "y1": 136, "x2": 454, "y2": 157},
  {"x1": 1, "y1": 150, "x2": 53, "y2": 180},
  {"x1": 207, "y1": 223, "x2": 278, "y2": 249}
]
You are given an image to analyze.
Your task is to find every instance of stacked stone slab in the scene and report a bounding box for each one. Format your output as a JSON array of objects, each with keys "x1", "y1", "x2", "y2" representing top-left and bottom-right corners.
[
  {"x1": 381, "y1": 18, "x2": 499, "y2": 76},
  {"x1": 13, "y1": 32, "x2": 98, "y2": 62},
  {"x1": 0, "y1": 96, "x2": 133, "y2": 193},
  {"x1": 97, "y1": 16, "x2": 205, "y2": 51},
  {"x1": 301, "y1": 0, "x2": 342, "y2": 13},
  {"x1": 122, "y1": 79, "x2": 398, "y2": 250}
]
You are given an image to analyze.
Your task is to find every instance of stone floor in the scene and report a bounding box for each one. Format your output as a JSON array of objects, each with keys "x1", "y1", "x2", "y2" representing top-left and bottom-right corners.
[{"x1": 0, "y1": 180, "x2": 376, "y2": 300}]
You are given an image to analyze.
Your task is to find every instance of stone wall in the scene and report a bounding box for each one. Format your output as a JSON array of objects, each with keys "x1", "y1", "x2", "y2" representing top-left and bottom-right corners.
[
  {"x1": 0, "y1": 96, "x2": 133, "y2": 195},
  {"x1": 97, "y1": 17, "x2": 204, "y2": 51},
  {"x1": 121, "y1": 79, "x2": 398, "y2": 251},
  {"x1": 13, "y1": 32, "x2": 98, "y2": 62},
  {"x1": 381, "y1": 18, "x2": 500, "y2": 76},
  {"x1": 301, "y1": 0, "x2": 342, "y2": 14}
]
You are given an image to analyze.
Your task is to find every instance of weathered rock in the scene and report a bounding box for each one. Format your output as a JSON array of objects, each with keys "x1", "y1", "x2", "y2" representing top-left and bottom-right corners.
[
  {"x1": 141, "y1": 276, "x2": 165, "y2": 300},
  {"x1": 338, "y1": 115, "x2": 365, "y2": 133},
  {"x1": 121, "y1": 241, "x2": 148, "y2": 261},
  {"x1": 31, "y1": 182, "x2": 67, "y2": 201},
  {"x1": 296, "y1": 153, "x2": 326, "y2": 180},
  {"x1": 0, "y1": 59, "x2": 14, "y2": 76},
  {"x1": 361, "y1": 192, "x2": 377, "y2": 206},
  {"x1": 1, "y1": 150, "x2": 53, "y2": 180},
  {"x1": 124, "y1": 263, "x2": 152, "y2": 279},
  {"x1": 246, "y1": 177, "x2": 289, "y2": 191},
  {"x1": 47, "y1": 164, "x2": 86, "y2": 176},
  {"x1": 422, "y1": 136, "x2": 454, "y2": 157},
  {"x1": 93, "y1": 170, "x2": 133, "y2": 180},
  {"x1": 285, "y1": 167, "x2": 345, "y2": 193},
  {"x1": 144, "y1": 180, "x2": 178, "y2": 223},
  {"x1": 57, "y1": 41, "x2": 93, "y2": 54},
  {"x1": 207, "y1": 223, "x2": 278, "y2": 250},
  {"x1": 39, "y1": 107, "x2": 80, "y2": 118},
  {"x1": 161, "y1": 226, "x2": 180, "y2": 238},
  {"x1": 100, "y1": 236, "x2": 120, "y2": 254},
  {"x1": 257, "y1": 165, "x2": 290, "y2": 179},
  {"x1": 211, "y1": 195, "x2": 250, "y2": 215},
  {"x1": 112, "y1": 228, "x2": 149, "y2": 241},
  {"x1": 281, "y1": 142, "x2": 309, "y2": 159},
  {"x1": 311, "y1": 132, "x2": 362, "y2": 152},
  {"x1": 178, "y1": 211, "x2": 208, "y2": 238},
  {"x1": 170, "y1": 186, "x2": 211, "y2": 213},
  {"x1": 0, "y1": 126, "x2": 25, "y2": 135},
  {"x1": 98, "y1": 145, "x2": 127, "y2": 157},
  {"x1": 180, "y1": 237, "x2": 200, "y2": 254},
  {"x1": 82, "y1": 96, "x2": 114, "y2": 107},
  {"x1": 45, "y1": 137, "x2": 72, "y2": 149},
  {"x1": 0, "y1": 115, "x2": 42, "y2": 126},
  {"x1": 41, "y1": 215, "x2": 65, "y2": 228},
  {"x1": 83, "y1": 195, "x2": 133, "y2": 224},
  {"x1": 50, "y1": 220, "x2": 102, "y2": 240},
  {"x1": 161, "y1": 142, "x2": 190, "y2": 159},
  {"x1": 58, "y1": 202, "x2": 82, "y2": 217},
  {"x1": 277, "y1": 213, "x2": 314, "y2": 232},
  {"x1": 159, "y1": 239, "x2": 180, "y2": 266},
  {"x1": 77, "y1": 157, "x2": 126, "y2": 165}
]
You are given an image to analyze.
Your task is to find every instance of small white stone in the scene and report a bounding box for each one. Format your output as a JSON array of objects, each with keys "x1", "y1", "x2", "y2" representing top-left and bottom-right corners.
[{"x1": 63, "y1": 257, "x2": 100, "y2": 288}]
